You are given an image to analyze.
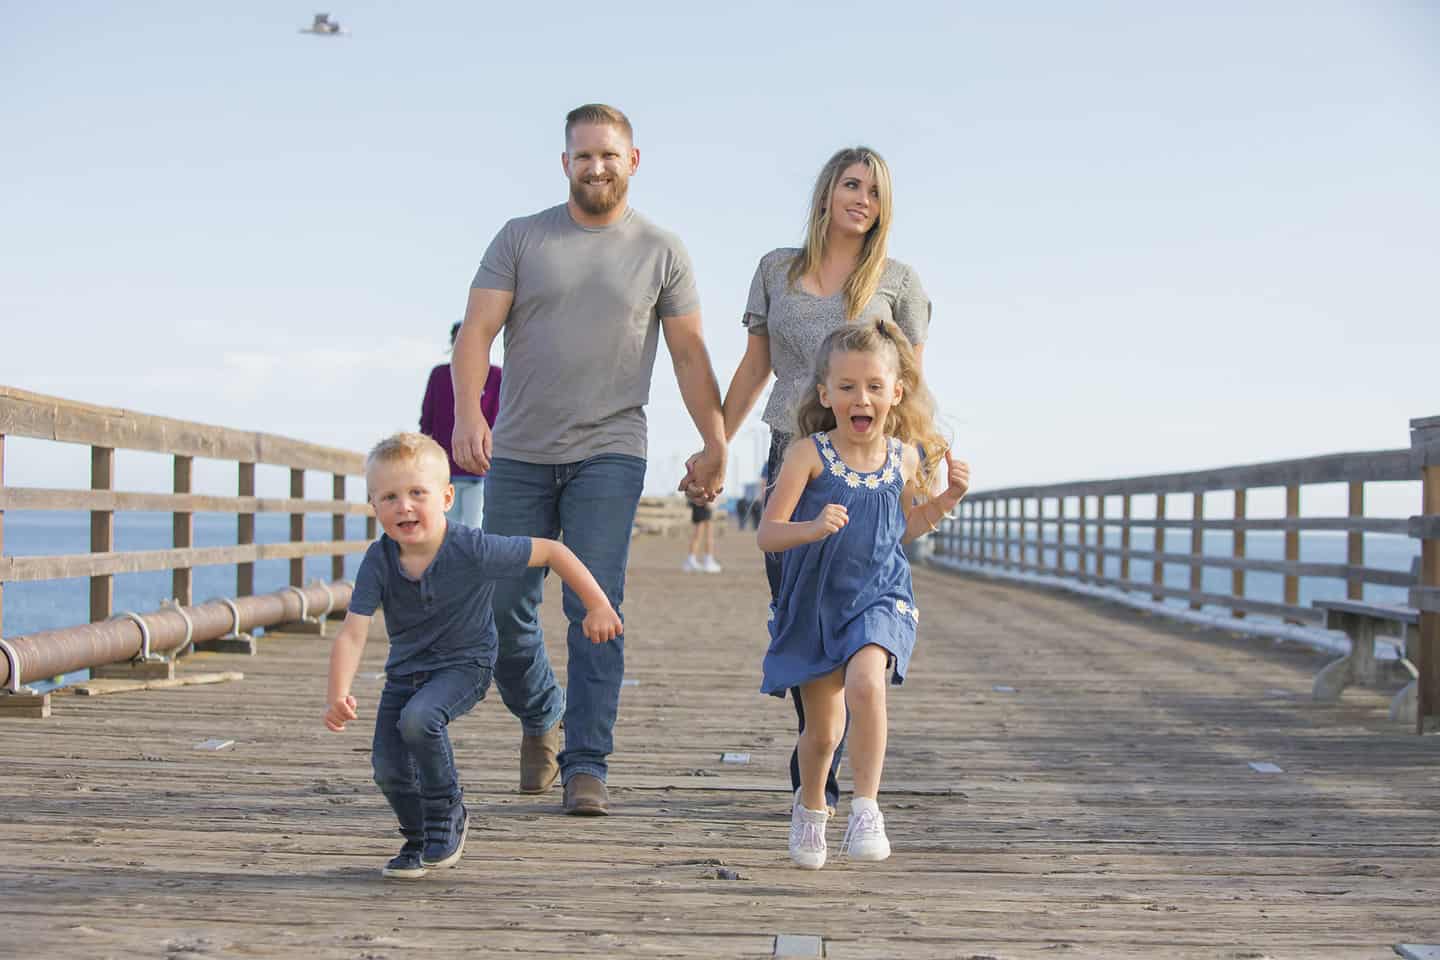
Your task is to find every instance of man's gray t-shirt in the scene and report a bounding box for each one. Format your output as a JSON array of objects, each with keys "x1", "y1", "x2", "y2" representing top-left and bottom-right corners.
[
  {"x1": 742, "y1": 247, "x2": 931, "y2": 435},
  {"x1": 472, "y1": 204, "x2": 700, "y2": 463},
  {"x1": 349, "y1": 524, "x2": 532, "y2": 676}
]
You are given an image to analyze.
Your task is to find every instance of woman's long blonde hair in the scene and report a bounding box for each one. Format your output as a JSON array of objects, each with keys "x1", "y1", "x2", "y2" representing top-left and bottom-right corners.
[
  {"x1": 792, "y1": 319, "x2": 947, "y2": 501},
  {"x1": 787, "y1": 146, "x2": 894, "y2": 321}
]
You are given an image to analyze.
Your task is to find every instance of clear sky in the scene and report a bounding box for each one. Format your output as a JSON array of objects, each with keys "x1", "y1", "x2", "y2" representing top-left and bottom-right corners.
[{"x1": 2, "y1": 3, "x2": 1436, "y2": 514}]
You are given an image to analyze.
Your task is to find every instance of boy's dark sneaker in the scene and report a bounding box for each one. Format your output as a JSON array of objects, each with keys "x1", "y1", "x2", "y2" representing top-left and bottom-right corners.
[
  {"x1": 421, "y1": 801, "x2": 469, "y2": 869},
  {"x1": 381, "y1": 839, "x2": 428, "y2": 880}
]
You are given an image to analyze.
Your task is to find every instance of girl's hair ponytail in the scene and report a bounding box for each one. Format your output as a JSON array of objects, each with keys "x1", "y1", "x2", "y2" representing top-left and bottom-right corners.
[{"x1": 792, "y1": 319, "x2": 948, "y2": 500}]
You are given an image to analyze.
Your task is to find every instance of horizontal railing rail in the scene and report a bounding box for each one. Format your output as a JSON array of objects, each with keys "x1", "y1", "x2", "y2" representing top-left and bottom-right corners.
[
  {"x1": 933, "y1": 414, "x2": 1440, "y2": 732},
  {"x1": 0, "y1": 385, "x2": 374, "y2": 653}
]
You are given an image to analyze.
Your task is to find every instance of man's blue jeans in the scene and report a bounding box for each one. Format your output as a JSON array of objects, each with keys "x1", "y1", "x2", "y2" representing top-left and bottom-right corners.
[
  {"x1": 371, "y1": 663, "x2": 489, "y2": 830},
  {"x1": 483, "y1": 454, "x2": 645, "y2": 784}
]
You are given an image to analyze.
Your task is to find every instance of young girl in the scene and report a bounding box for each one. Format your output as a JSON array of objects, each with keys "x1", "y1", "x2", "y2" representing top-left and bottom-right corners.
[{"x1": 757, "y1": 319, "x2": 969, "y2": 869}]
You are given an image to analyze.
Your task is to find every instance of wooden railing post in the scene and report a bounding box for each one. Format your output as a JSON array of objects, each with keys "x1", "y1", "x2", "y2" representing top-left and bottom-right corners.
[
  {"x1": 0, "y1": 432, "x2": 6, "y2": 638},
  {"x1": 1413, "y1": 416, "x2": 1440, "y2": 734},
  {"x1": 1232, "y1": 488, "x2": 1247, "y2": 618},
  {"x1": 1021, "y1": 497, "x2": 1030, "y2": 568},
  {"x1": 1057, "y1": 496, "x2": 1068, "y2": 573},
  {"x1": 1078, "y1": 495, "x2": 1089, "y2": 582},
  {"x1": 238, "y1": 462, "x2": 255, "y2": 597},
  {"x1": 173, "y1": 455, "x2": 193, "y2": 606},
  {"x1": 1284, "y1": 484, "x2": 1301, "y2": 615},
  {"x1": 89, "y1": 446, "x2": 114, "y2": 622},
  {"x1": 332, "y1": 474, "x2": 346, "y2": 582},
  {"x1": 290, "y1": 468, "x2": 305, "y2": 588},
  {"x1": 1095, "y1": 495, "x2": 1106, "y2": 581},
  {"x1": 1152, "y1": 493, "x2": 1167, "y2": 602},
  {"x1": 1000, "y1": 498, "x2": 1011, "y2": 568},
  {"x1": 1189, "y1": 492, "x2": 1204, "y2": 610},
  {"x1": 1347, "y1": 481, "x2": 1364, "y2": 601},
  {"x1": 1120, "y1": 494, "x2": 1131, "y2": 582}
]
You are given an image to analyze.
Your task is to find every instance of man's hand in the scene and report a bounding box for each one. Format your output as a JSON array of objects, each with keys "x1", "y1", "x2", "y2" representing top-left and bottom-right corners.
[
  {"x1": 324, "y1": 694, "x2": 359, "y2": 733},
  {"x1": 582, "y1": 605, "x2": 624, "y2": 644},
  {"x1": 807, "y1": 504, "x2": 848, "y2": 542},
  {"x1": 452, "y1": 415, "x2": 492, "y2": 475}
]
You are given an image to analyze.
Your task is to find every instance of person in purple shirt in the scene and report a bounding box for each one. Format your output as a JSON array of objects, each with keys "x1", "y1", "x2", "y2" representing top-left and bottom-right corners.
[{"x1": 420, "y1": 322, "x2": 501, "y2": 528}]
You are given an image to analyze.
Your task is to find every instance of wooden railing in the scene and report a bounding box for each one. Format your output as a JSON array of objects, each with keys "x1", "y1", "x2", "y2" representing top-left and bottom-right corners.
[
  {"x1": 0, "y1": 385, "x2": 374, "y2": 639},
  {"x1": 933, "y1": 415, "x2": 1440, "y2": 731}
]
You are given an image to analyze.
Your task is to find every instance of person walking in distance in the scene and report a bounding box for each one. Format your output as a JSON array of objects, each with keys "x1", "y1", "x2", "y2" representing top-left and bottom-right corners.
[
  {"x1": 419, "y1": 321, "x2": 501, "y2": 529},
  {"x1": 450, "y1": 104, "x2": 727, "y2": 815}
]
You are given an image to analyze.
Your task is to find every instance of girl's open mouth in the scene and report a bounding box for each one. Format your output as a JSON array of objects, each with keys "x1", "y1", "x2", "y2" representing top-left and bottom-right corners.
[{"x1": 851, "y1": 416, "x2": 874, "y2": 432}]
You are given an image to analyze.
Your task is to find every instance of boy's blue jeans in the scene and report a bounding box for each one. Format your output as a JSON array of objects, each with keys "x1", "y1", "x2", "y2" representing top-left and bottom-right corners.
[
  {"x1": 371, "y1": 663, "x2": 489, "y2": 828},
  {"x1": 483, "y1": 454, "x2": 645, "y2": 784}
]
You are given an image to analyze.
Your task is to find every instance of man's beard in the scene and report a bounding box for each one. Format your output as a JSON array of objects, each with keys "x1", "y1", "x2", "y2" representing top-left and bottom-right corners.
[{"x1": 571, "y1": 175, "x2": 628, "y2": 216}]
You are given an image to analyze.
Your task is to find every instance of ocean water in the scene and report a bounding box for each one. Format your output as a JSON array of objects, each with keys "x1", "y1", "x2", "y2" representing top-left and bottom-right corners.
[
  {"x1": 2, "y1": 512, "x2": 368, "y2": 637},
  {"x1": 0, "y1": 512, "x2": 1422, "y2": 638},
  {"x1": 937, "y1": 523, "x2": 1419, "y2": 621}
]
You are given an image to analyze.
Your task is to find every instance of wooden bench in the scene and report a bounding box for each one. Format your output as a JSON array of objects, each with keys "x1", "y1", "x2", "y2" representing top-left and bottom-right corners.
[{"x1": 1311, "y1": 560, "x2": 1420, "y2": 723}]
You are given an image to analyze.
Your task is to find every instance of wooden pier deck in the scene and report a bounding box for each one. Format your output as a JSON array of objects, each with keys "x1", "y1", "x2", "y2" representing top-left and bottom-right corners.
[{"x1": 2, "y1": 531, "x2": 1437, "y2": 959}]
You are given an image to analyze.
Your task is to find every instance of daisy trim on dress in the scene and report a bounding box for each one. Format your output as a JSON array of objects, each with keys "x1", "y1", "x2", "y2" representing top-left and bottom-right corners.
[{"x1": 815, "y1": 433, "x2": 902, "y2": 492}]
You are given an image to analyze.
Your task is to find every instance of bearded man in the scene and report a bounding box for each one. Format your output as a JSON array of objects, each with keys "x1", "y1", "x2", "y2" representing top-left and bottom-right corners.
[{"x1": 450, "y1": 103, "x2": 727, "y2": 816}]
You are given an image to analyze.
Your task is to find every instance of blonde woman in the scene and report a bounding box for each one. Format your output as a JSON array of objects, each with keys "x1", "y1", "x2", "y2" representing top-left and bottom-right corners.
[{"x1": 690, "y1": 146, "x2": 932, "y2": 815}]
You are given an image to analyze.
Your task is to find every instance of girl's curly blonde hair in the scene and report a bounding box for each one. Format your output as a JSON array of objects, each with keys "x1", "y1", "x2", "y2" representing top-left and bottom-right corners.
[{"x1": 792, "y1": 319, "x2": 948, "y2": 501}]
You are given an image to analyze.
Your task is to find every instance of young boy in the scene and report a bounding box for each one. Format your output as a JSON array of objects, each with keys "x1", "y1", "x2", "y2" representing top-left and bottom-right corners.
[{"x1": 323, "y1": 432, "x2": 622, "y2": 880}]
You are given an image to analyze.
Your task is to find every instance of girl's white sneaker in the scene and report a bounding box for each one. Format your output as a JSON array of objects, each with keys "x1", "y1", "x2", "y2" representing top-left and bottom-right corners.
[
  {"x1": 789, "y1": 796, "x2": 830, "y2": 869},
  {"x1": 841, "y1": 797, "x2": 891, "y2": 861}
]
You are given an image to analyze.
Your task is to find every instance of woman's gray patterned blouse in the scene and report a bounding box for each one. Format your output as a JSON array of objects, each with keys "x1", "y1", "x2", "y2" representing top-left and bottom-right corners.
[{"x1": 743, "y1": 247, "x2": 931, "y2": 434}]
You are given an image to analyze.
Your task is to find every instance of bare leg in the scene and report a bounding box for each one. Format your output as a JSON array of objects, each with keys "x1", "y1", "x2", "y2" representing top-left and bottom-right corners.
[
  {"x1": 843, "y1": 645, "x2": 889, "y2": 800},
  {"x1": 795, "y1": 668, "x2": 846, "y2": 813},
  {"x1": 686, "y1": 522, "x2": 701, "y2": 559},
  {"x1": 701, "y1": 520, "x2": 714, "y2": 556}
]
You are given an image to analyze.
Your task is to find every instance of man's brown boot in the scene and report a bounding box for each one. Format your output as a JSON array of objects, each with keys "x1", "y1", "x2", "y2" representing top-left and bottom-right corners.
[
  {"x1": 562, "y1": 773, "x2": 609, "y2": 816},
  {"x1": 519, "y1": 725, "x2": 561, "y2": 794}
]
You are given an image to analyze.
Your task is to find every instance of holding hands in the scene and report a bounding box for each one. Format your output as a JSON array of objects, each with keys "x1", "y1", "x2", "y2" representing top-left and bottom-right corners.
[{"x1": 678, "y1": 445, "x2": 727, "y2": 503}]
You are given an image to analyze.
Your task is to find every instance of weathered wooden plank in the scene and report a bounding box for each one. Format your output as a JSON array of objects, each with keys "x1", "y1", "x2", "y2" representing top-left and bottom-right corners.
[
  {"x1": 0, "y1": 487, "x2": 370, "y2": 515},
  {"x1": 966, "y1": 448, "x2": 1414, "y2": 500},
  {"x1": 0, "y1": 384, "x2": 364, "y2": 473},
  {"x1": 2, "y1": 540, "x2": 369, "y2": 581},
  {"x1": 71, "y1": 670, "x2": 244, "y2": 697}
]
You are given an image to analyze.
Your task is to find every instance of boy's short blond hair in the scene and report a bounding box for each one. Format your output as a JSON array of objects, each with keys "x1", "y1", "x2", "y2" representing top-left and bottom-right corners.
[{"x1": 365, "y1": 432, "x2": 450, "y2": 488}]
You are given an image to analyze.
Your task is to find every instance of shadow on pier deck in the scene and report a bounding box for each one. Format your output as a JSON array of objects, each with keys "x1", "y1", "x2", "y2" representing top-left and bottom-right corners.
[{"x1": 2, "y1": 532, "x2": 1437, "y2": 959}]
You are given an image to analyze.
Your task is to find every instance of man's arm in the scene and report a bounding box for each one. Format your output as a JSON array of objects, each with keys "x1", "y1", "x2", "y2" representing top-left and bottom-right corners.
[
  {"x1": 452, "y1": 288, "x2": 513, "y2": 475},
  {"x1": 661, "y1": 310, "x2": 727, "y2": 497}
]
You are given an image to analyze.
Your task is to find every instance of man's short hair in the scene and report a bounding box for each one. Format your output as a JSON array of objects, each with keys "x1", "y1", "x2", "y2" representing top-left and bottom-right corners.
[
  {"x1": 365, "y1": 432, "x2": 450, "y2": 485},
  {"x1": 565, "y1": 103, "x2": 633, "y2": 145}
]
